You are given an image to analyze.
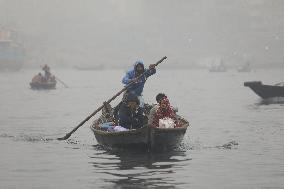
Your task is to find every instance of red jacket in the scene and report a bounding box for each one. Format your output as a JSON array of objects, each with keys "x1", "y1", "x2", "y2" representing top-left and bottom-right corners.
[{"x1": 152, "y1": 97, "x2": 178, "y2": 127}]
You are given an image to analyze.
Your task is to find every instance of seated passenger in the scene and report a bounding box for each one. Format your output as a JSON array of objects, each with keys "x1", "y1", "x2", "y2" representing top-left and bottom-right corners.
[
  {"x1": 94, "y1": 102, "x2": 114, "y2": 129},
  {"x1": 148, "y1": 93, "x2": 166, "y2": 125},
  {"x1": 152, "y1": 96, "x2": 180, "y2": 128},
  {"x1": 118, "y1": 93, "x2": 144, "y2": 130},
  {"x1": 31, "y1": 73, "x2": 43, "y2": 83}
]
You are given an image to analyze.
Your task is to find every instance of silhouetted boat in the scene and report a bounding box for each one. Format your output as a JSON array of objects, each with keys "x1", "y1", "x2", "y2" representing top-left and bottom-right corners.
[
  {"x1": 90, "y1": 116, "x2": 189, "y2": 151},
  {"x1": 244, "y1": 81, "x2": 284, "y2": 99},
  {"x1": 30, "y1": 80, "x2": 56, "y2": 90}
]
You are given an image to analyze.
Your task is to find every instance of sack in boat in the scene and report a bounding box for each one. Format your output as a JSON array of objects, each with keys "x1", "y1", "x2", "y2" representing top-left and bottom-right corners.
[
  {"x1": 159, "y1": 117, "x2": 175, "y2": 128},
  {"x1": 113, "y1": 126, "x2": 129, "y2": 132},
  {"x1": 103, "y1": 124, "x2": 129, "y2": 132}
]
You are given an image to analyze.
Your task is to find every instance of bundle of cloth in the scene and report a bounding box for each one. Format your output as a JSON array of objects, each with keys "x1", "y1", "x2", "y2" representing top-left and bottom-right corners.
[{"x1": 100, "y1": 122, "x2": 129, "y2": 132}]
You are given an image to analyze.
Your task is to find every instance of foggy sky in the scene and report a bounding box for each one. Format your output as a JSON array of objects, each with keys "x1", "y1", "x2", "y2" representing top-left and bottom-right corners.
[{"x1": 1, "y1": 0, "x2": 284, "y2": 69}]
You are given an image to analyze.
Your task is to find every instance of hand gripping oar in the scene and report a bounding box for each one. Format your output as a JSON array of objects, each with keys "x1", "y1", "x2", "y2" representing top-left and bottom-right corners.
[{"x1": 57, "y1": 56, "x2": 167, "y2": 140}]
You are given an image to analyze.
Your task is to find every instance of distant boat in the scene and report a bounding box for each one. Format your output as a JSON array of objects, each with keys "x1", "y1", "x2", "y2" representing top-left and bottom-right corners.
[
  {"x1": 0, "y1": 28, "x2": 25, "y2": 71},
  {"x1": 30, "y1": 80, "x2": 57, "y2": 90},
  {"x1": 74, "y1": 64, "x2": 104, "y2": 71},
  {"x1": 209, "y1": 60, "x2": 227, "y2": 72},
  {"x1": 244, "y1": 81, "x2": 284, "y2": 99},
  {"x1": 238, "y1": 62, "x2": 251, "y2": 72},
  {"x1": 30, "y1": 67, "x2": 57, "y2": 90}
]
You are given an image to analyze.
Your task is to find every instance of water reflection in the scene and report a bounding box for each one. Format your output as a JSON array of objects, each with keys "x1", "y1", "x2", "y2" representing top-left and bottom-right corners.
[
  {"x1": 89, "y1": 146, "x2": 191, "y2": 189},
  {"x1": 256, "y1": 97, "x2": 284, "y2": 105}
]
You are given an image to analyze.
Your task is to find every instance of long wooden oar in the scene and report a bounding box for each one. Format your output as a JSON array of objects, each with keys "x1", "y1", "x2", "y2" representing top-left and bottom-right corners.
[
  {"x1": 57, "y1": 56, "x2": 167, "y2": 140},
  {"x1": 55, "y1": 76, "x2": 69, "y2": 88}
]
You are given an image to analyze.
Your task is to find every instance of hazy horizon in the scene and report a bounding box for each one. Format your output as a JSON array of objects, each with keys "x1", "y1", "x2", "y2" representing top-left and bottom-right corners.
[{"x1": 1, "y1": 0, "x2": 284, "y2": 69}]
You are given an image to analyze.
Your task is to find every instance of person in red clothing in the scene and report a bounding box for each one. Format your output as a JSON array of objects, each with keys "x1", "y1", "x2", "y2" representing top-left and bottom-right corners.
[{"x1": 152, "y1": 96, "x2": 180, "y2": 128}]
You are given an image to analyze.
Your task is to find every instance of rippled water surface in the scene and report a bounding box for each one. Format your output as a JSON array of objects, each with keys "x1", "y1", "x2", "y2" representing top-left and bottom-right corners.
[{"x1": 0, "y1": 69, "x2": 284, "y2": 189}]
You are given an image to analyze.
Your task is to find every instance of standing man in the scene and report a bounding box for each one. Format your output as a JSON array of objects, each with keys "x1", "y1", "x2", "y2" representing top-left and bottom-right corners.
[
  {"x1": 122, "y1": 60, "x2": 156, "y2": 107},
  {"x1": 42, "y1": 64, "x2": 51, "y2": 81}
]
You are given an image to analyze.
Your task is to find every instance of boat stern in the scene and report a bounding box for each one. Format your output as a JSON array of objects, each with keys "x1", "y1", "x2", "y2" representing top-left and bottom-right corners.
[{"x1": 244, "y1": 81, "x2": 262, "y2": 87}]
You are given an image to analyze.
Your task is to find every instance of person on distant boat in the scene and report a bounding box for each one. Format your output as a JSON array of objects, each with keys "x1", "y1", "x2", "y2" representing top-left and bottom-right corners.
[
  {"x1": 118, "y1": 93, "x2": 144, "y2": 130},
  {"x1": 31, "y1": 73, "x2": 43, "y2": 83},
  {"x1": 42, "y1": 64, "x2": 51, "y2": 81},
  {"x1": 151, "y1": 96, "x2": 180, "y2": 128},
  {"x1": 42, "y1": 64, "x2": 50, "y2": 72},
  {"x1": 122, "y1": 60, "x2": 156, "y2": 107}
]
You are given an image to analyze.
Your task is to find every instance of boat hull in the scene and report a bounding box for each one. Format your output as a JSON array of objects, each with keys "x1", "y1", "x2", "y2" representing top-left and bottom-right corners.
[
  {"x1": 30, "y1": 81, "x2": 56, "y2": 90},
  {"x1": 150, "y1": 127, "x2": 187, "y2": 151},
  {"x1": 92, "y1": 126, "x2": 149, "y2": 149},
  {"x1": 244, "y1": 81, "x2": 284, "y2": 99},
  {"x1": 90, "y1": 119, "x2": 189, "y2": 151}
]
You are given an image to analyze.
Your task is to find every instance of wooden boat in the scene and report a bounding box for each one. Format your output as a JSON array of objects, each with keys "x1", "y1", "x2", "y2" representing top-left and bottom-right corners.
[
  {"x1": 244, "y1": 81, "x2": 284, "y2": 99},
  {"x1": 90, "y1": 116, "x2": 189, "y2": 151},
  {"x1": 237, "y1": 62, "x2": 251, "y2": 72},
  {"x1": 30, "y1": 80, "x2": 56, "y2": 90}
]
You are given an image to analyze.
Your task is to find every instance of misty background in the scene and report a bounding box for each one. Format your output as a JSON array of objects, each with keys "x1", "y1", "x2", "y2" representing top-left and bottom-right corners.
[{"x1": 1, "y1": 0, "x2": 284, "y2": 69}]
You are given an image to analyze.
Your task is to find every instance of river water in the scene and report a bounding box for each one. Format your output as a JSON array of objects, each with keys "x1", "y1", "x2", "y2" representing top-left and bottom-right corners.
[{"x1": 0, "y1": 68, "x2": 284, "y2": 189}]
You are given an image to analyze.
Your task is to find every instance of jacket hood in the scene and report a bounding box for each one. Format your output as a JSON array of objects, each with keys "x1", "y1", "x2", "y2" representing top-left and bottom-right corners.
[
  {"x1": 125, "y1": 60, "x2": 144, "y2": 74},
  {"x1": 133, "y1": 60, "x2": 144, "y2": 67},
  {"x1": 133, "y1": 60, "x2": 145, "y2": 74}
]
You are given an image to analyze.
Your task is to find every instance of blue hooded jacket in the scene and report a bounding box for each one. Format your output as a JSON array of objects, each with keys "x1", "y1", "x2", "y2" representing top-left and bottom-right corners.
[{"x1": 122, "y1": 60, "x2": 156, "y2": 96}]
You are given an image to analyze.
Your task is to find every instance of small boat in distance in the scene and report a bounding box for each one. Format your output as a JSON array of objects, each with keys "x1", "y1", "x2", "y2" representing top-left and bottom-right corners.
[
  {"x1": 30, "y1": 65, "x2": 57, "y2": 90},
  {"x1": 244, "y1": 81, "x2": 284, "y2": 99},
  {"x1": 238, "y1": 62, "x2": 251, "y2": 72},
  {"x1": 30, "y1": 80, "x2": 56, "y2": 90}
]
